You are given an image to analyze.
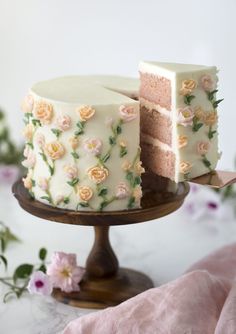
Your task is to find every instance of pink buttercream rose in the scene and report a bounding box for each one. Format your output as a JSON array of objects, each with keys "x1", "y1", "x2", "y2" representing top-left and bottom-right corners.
[
  {"x1": 119, "y1": 105, "x2": 137, "y2": 122},
  {"x1": 21, "y1": 94, "x2": 34, "y2": 113},
  {"x1": 200, "y1": 74, "x2": 216, "y2": 92},
  {"x1": 27, "y1": 271, "x2": 53, "y2": 296},
  {"x1": 64, "y1": 165, "x2": 78, "y2": 180},
  {"x1": 83, "y1": 138, "x2": 102, "y2": 155},
  {"x1": 47, "y1": 252, "x2": 85, "y2": 293},
  {"x1": 22, "y1": 150, "x2": 36, "y2": 168},
  {"x1": 177, "y1": 107, "x2": 194, "y2": 127},
  {"x1": 116, "y1": 182, "x2": 130, "y2": 199},
  {"x1": 197, "y1": 141, "x2": 210, "y2": 155},
  {"x1": 38, "y1": 177, "x2": 49, "y2": 191},
  {"x1": 35, "y1": 133, "x2": 45, "y2": 148},
  {"x1": 23, "y1": 145, "x2": 31, "y2": 158},
  {"x1": 56, "y1": 115, "x2": 71, "y2": 131}
]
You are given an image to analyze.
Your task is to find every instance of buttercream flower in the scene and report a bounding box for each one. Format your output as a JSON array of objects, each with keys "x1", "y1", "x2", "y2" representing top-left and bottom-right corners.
[
  {"x1": 204, "y1": 111, "x2": 218, "y2": 126},
  {"x1": 119, "y1": 140, "x2": 127, "y2": 148},
  {"x1": 22, "y1": 151, "x2": 36, "y2": 168},
  {"x1": 119, "y1": 105, "x2": 137, "y2": 122},
  {"x1": 180, "y1": 79, "x2": 197, "y2": 95},
  {"x1": 22, "y1": 123, "x2": 34, "y2": 140},
  {"x1": 21, "y1": 94, "x2": 34, "y2": 113},
  {"x1": 116, "y1": 182, "x2": 130, "y2": 199},
  {"x1": 22, "y1": 174, "x2": 33, "y2": 189},
  {"x1": 55, "y1": 194, "x2": 65, "y2": 205},
  {"x1": 133, "y1": 185, "x2": 142, "y2": 202},
  {"x1": 122, "y1": 160, "x2": 132, "y2": 171},
  {"x1": 35, "y1": 133, "x2": 45, "y2": 148},
  {"x1": 69, "y1": 137, "x2": 79, "y2": 150},
  {"x1": 134, "y1": 161, "x2": 145, "y2": 176},
  {"x1": 56, "y1": 115, "x2": 71, "y2": 131},
  {"x1": 177, "y1": 107, "x2": 194, "y2": 127},
  {"x1": 83, "y1": 138, "x2": 102, "y2": 155},
  {"x1": 23, "y1": 145, "x2": 31, "y2": 158},
  {"x1": 87, "y1": 166, "x2": 109, "y2": 184},
  {"x1": 45, "y1": 141, "x2": 65, "y2": 160},
  {"x1": 200, "y1": 74, "x2": 216, "y2": 92},
  {"x1": 77, "y1": 105, "x2": 95, "y2": 121},
  {"x1": 47, "y1": 252, "x2": 85, "y2": 293},
  {"x1": 197, "y1": 141, "x2": 210, "y2": 155},
  {"x1": 180, "y1": 161, "x2": 192, "y2": 174},
  {"x1": 34, "y1": 101, "x2": 53, "y2": 124},
  {"x1": 178, "y1": 135, "x2": 188, "y2": 148},
  {"x1": 194, "y1": 106, "x2": 206, "y2": 122},
  {"x1": 38, "y1": 177, "x2": 49, "y2": 191},
  {"x1": 105, "y1": 117, "x2": 113, "y2": 127},
  {"x1": 64, "y1": 165, "x2": 78, "y2": 179},
  {"x1": 27, "y1": 271, "x2": 53, "y2": 296},
  {"x1": 77, "y1": 186, "x2": 93, "y2": 202}
]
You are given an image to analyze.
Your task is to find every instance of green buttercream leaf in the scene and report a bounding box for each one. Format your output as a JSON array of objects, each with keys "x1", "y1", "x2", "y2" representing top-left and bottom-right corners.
[
  {"x1": 98, "y1": 187, "x2": 108, "y2": 196},
  {"x1": 71, "y1": 151, "x2": 79, "y2": 159},
  {"x1": 120, "y1": 146, "x2": 127, "y2": 158},
  {"x1": 39, "y1": 152, "x2": 47, "y2": 162},
  {"x1": 26, "y1": 142, "x2": 34, "y2": 149},
  {"x1": 126, "y1": 171, "x2": 134, "y2": 182},
  {"x1": 67, "y1": 178, "x2": 79, "y2": 187},
  {"x1": 202, "y1": 156, "x2": 212, "y2": 169},
  {"x1": 63, "y1": 197, "x2": 70, "y2": 204},
  {"x1": 32, "y1": 119, "x2": 42, "y2": 127},
  {"x1": 207, "y1": 90, "x2": 218, "y2": 101},
  {"x1": 133, "y1": 176, "x2": 141, "y2": 187},
  {"x1": 208, "y1": 129, "x2": 217, "y2": 139},
  {"x1": 101, "y1": 153, "x2": 110, "y2": 163},
  {"x1": 184, "y1": 95, "x2": 195, "y2": 105},
  {"x1": 127, "y1": 196, "x2": 135, "y2": 209},
  {"x1": 116, "y1": 125, "x2": 122, "y2": 134},
  {"x1": 49, "y1": 164, "x2": 54, "y2": 176},
  {"x1": 109, "y1": 136, "x2": 116, "y2": 146},
  {"x1": 213, "y1": 99, "x2": 224, "y2": 108},
  {"x1": 51, "y1": 128, "x2": 62, "y2": 138},
  {"x1": 78, "y1": 202, "x2": 89, "y2": 208},
  {"x1": 192, "y1": 117, "x2": 203, "y2": 132},
  {"x1": 41, "y1": 196, "x2": 52, "y2": 203},
  {"x1": 99, "y1": 200, "x2": 109, "y2": 211},
  {"x1": 31, "y1": 179, "x2": 36, "y2": 187}
]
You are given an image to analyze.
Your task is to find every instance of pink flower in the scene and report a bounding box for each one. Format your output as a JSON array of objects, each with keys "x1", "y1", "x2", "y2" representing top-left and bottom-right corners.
[
  {"x1": 47, "y1": 252, "x2": 85, "y2": 293},
  {"x1": 200, "y1": 74, "x2": 216, "y2": 92},
  {"x1": 56, "y1": 115, "x2": 71, "y2": 131},
  {"x1": 0, "y1": 165, "x2": 20, "y2": 185},
  {"x1": 116, "y1": 182, "x2": 130, "y2": 199},
  {"x1": 119, "y1": 105, "x2": 137, "y2": 122},
  {"x1": 35, "y1": 133, "x2": 45, "y2": 148},
  {"x1": 21, "y1": 94, "x2": 34, "y2": 113},
  {"x1": 197, "y1": 141, "x2": 210, "y2": 155},
  {"x1": 27, "y1": 271, "x2": 53, "y2": 296},
  {"x1": 177, "y1": 107, "x2": 194, "y2": 127},
  {"x1": 64, "y1": 165, "x2": 78, "y2": 180},
  {"x1": 23, "y1": 145, "x2": 31, "y2": 158},
  {"x1": 38, "y1": 177, "x2": 49, "y2": 191},
  {"x1": 55, "y1": 194, "x2": 65, "y2": 205},
  {"x1": 83, "y1": 138, "x2": 102, "y2": 155},
  {"x1": 22, "y1": 151, "x2": 36, "y2": 168}
]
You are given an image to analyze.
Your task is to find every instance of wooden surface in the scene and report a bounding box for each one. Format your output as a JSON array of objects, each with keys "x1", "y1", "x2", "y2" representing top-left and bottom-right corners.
[
  {"x1": 12, "y1": 179, "x2": 189, "y2": 226},
  {"x1": 191, "y1": 170, "x2": 236, "y2": 188}
]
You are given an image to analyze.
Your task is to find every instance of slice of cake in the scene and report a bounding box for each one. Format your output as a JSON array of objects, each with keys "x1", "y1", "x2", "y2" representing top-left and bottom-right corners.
[
  {"x1": 139, "y1": 61, "x2": 223, "y2": 182},
  {"x1": 21, "y1": 76, "x2": 143, "y2": 211}
]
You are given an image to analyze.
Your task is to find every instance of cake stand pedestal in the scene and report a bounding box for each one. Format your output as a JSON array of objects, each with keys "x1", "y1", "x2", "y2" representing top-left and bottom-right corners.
[{"x1": 13, "y1": 179, "x2": 189, "y2": 309}]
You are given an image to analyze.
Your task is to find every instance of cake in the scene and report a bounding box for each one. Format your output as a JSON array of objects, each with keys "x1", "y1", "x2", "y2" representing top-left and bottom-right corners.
[
  {"x1": 21, "y1": 76, "x2": 144, "y2": 211},
  {"x1": 139, "y1": 61, "x2": 223, "y2": 182}
]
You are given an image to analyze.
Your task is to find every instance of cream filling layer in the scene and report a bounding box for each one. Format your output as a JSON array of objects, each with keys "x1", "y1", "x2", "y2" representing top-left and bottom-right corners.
[
  {"x1": 141, "y1": 133, "x2": 173, "y2": 152},
  {"x1": 139, "y1": 97, "x2": 172, "y2": 118}
]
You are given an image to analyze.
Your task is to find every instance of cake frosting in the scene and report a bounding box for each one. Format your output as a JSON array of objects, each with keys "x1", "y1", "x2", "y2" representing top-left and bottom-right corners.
[
  {"x1": 139, "y1": 61, "x2": 223, "y2": 182},
  {"x1": 21, "y1": 76, "x2": 143, "y2": 211}
]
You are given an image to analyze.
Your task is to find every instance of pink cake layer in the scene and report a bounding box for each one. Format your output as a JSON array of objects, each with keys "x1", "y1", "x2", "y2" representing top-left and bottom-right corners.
[
  {"x1": 141, "y1": 142, "x2": 175, "y2": 180},
  {"x1": 140, "y1": 106, "x2": 172, "y2": 146},
  {"x1": 139, "y1": 72, "x2": 172, "y2": 110}
]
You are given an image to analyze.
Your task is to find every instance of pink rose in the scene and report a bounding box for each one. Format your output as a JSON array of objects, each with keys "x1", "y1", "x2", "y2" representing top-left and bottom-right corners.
[
  {"x1": 200, "y1": 74, "x2": 216, "y2": 92},
  {"x1": 83, "y1": 138, "x2": 102, "y2": 155},
  {"x1": 64, "y1": 165, "x2": 78, "y2": 179},
  {"x1": 22, "y1": 150, "x2": 36, "y2": 168},
  {"x1": 119, "y1": 105, "x2": 137, "y2": 122},
  {"x1": 197, "y1": 141, "x2": 210, "y2": 155},
  {"x1": 56, "y1": 115, "x2": 71, "y2": 131},
  {"x1": 47, "y1": 252, "x2": 85, "y2": 293},
  {"x1": 116, "y1": 182, "x2": 130, "y2": 199},
  {"x1": 35, "y1": 133, "x2": 45, "y2": 148},
  {"x1": 38, "y1": 177, "x2": 49, "y2": 191},
  {"x1": 21, "y1": 94, "x2": 34, "y2": 113},
  {"x1": 177, "y1": 107, "x2": 194, "y2": 127}
]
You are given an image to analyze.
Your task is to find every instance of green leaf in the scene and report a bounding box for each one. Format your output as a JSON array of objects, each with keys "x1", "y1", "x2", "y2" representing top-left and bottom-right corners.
[
  {"x1": 0, "y1": 254, "x2": 8, "y2": 269},
  {"x1": 67, "y1": 178, "x2": 79, "y2": 187},
  {"x1": 76, "y1": 121, "x2": 86, "y2": 129},
  {"x1": 41, "y1": 196, "x2": 52, "y2": 203},
  {"x1": 78, "y1": 202, "x2": 89, "y2": 208},
  {"x1": 207, "y1": 89, "x2": 218, "y2": 101},
  {"x1": 39, "y1": 247, "x2": 47, "y2": 261},
  {"x1": 208, "y1": 129, "x2": 217, "y2": 139},
  {"x1": 101, "y1": 153, "x2": 110, "y2": 163},
  {"x1": 202, "y1": 156, "x2": 212, "y2": 168},
  {"x1": 26, "y1": 142, "x2": 34, "y2": 149},
  {"x1": 0, "y1": 237, "x2": 6, "y2": 253},
  {"x1": 49, "y1": 164, "x2": 54, "y2": 176},
  {"x1": 127, "y1": 196, "x2": 135, "y2": 209},
  {"x1": 39, "y1": 152, "x2": 47, "y2": 162},
  {"x1": 192, "y1": 117, "x2": 204, "y2": 132},
  {"x1": 99, "y1": 200, "x2": 109, "y2": 211},
  {"x1": 51, "y1": 128, "x2": 62, "y2": 138},
  {"x1": 133, "y1": 176, "x2": 141, "y2": 187},
  {"x1": 71, "y1": 151, "x2": 79, "y2": 159},
  {"x1": 31, "y1": 179, "x2": 36, "y2": 187},
  {"x1": 109, "y1": 136, "x2": 116, "y2": 146},
  {"x1": 98, "y1": 187, "x2": 108, "y2": 196},
  {"x1": 75, "y1": 121, "x2": 85, "y2": 135},
  {"x1": 184, "y1": 95, "x2": 195, "y2": 106},
  {"x1": 13, "y1": 264, "x2": 33, "y2": 282},
  {"x1": 120, "y1": 146, "x2": 128, "y2": 158},
  {"x1": 116, "y1": 125, "x2": 122, "y2": 134},
  {"x1": 37, "y1": 264, "x2": 47, "y2": 273},
  {"x1": 32, "y1": 119, "x2": 42, "y2": 127},
  {"x1": 213, "y1": 99, "x2": 224, "y2": 108},
  {"x1": 75, "y1": 129, "x2": 84, "y2": 136},
  {"x1": 63, "y1": 197, "x2": 70, "y2": 204},
  {"x1": 29, "y1": 190, "x2": 35, "y2": 199},
  {"x1": 126, "y1": 171, "x2": 134, "y2": 182}
]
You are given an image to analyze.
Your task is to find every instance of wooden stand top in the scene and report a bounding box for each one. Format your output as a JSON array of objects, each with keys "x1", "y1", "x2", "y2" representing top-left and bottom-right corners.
[{"x1": 12, "y1": 179, "x2": 189, "y2": 226}]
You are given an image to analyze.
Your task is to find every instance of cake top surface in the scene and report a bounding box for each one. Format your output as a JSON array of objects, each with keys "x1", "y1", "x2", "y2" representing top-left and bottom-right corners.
[
  {"x1": 31, "y1": 75, "x2": 139, "y2": 104},
  {"x1": 139, "y1": 61, "x2": 217, "y2": 77}
]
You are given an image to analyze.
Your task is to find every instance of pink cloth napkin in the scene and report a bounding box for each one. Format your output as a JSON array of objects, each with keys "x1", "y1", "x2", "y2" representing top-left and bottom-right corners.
[{"x1": 63, "y1": 243, "x2": 236, "y2": 334}]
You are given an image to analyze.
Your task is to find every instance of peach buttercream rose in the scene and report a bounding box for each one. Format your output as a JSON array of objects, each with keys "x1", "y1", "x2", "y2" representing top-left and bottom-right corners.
[
  {"x1": 21, "y1": 94, "x2": 34, "y2": 113},
  {"x1": 22, "y1": 150, "x2": 36, "y2": 169},
  {"x1": 56, "y1": 115, "x2": 71, "y2": 131},
  {"x1": 178, "y1": 135, "x2": 188, "y2": 149},
  {"x1": 134, "y1": 161, "x2": 145, "y2": 176},
  {"x1": 22, "y1": 123, "x2": 35, "y2": 140},
  {"x1": 87, "y1": 166, "x2": 109, "y2": 184},
  {"x1": 133, "y1": 185, "x2": 142, "y2": 202},
  {"x1": 194, "y1": 106, "x2": 206, "y2": 122},
  {"x1": 77, "y1": 186, "x2": 93, "y2": 202},
  {"x1": 45, "y1": 141, "x2": 65, "y2": 160},
  {"x1": 34, "y1": 101, "x2": 53, "y2": 124},
  {"x1": 64, "y1": 165, "x2": 78, "y2": 180},
  {"x1": 77, "y1": 105, "x2": 95, "y2": 121},
  {"x1": 204, "y1": 111, "x2": 218, "y2": 126},
  {"x1": 69, "y1": 137, "x2": 79, "y2": 150},
  {"x1": 180, "y1": 161, "x2": 192, "y2": 174},
  {"x1": 200, "y1": 74, "x2": 216, "y2": 92},
  {"x1": 122, "y1": 160, "x2": 132, "y2": 171},
  {"x1": 180, "y1": 79, "x2": 197, "y2": 95},
  {"x1": 197, "y1": 141, "x2": 210, "y2": 155},
  {"x1": 177, "y1": 107, "x2": 194, "y2": 127},
  {"x1": 22, "y1": 171, "x2": 33, "y2": 190},
  {"x1": 119, "y1": 105, "x2": 137, "y2": 122},
  {"x1": 116, "y1": 182, "x2": 130, "y2": 199}
]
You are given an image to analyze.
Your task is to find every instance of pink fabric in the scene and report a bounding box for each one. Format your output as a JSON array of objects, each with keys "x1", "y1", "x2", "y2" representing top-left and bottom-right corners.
[{"x1": 63, "y1": 243, "x2": 236, "y2": 334}]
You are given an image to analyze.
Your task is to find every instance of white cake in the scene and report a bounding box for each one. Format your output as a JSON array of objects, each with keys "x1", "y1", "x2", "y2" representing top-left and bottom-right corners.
[{"x1": 21, "y1": 76, "x2": 143, "y2": 211}]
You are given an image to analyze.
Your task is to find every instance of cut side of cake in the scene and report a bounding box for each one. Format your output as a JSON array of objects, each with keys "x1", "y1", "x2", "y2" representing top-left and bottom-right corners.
[
  {"x1": 139, "y1": 61, "x2": 222, "y2": 182},
  {"x1": 21, "y1": 76, "x2": 143, "y2": 212}
]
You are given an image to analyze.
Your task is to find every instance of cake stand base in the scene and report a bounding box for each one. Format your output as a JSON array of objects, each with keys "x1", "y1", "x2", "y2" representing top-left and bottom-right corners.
[{"x1": 52, "y1": 268, "x2": 153, "y2": 309}]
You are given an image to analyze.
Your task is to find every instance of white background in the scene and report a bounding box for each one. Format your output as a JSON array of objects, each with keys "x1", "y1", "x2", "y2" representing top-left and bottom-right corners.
[{"x1": 0, "y1": 0, "x2": 235, "y2": 168}]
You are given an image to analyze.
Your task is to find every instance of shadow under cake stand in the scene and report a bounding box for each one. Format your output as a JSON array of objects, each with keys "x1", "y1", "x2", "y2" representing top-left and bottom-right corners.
[{"x1": 12, "y1": 179, "x2": 189, "y2": 309}]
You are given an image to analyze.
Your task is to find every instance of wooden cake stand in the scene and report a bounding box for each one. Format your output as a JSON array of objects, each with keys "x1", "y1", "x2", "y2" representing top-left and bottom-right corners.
[{"x1": 12, "y1": 177, "x2": 189, "y2": 309}]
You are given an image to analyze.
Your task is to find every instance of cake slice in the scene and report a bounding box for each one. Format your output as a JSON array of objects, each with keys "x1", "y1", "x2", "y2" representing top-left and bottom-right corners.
[{"x1": 139, "y1": 61, "x2": 223, "y2": 182}]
